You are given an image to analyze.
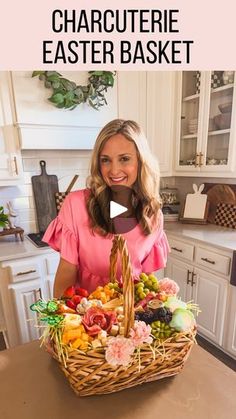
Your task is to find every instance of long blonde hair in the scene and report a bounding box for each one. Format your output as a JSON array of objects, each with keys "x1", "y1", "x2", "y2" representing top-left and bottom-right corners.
[{"x1": 86, "y1": 119, "x2": 161, "y2": 236}]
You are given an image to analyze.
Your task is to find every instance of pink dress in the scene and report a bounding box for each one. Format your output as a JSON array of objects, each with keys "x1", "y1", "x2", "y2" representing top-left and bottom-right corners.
[{"x1": 43, "y1": 189, "x2": 170, "y2": 293}]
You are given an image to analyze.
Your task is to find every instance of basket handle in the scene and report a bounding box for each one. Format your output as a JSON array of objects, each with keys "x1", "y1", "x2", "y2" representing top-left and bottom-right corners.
[{"x1": 109, "y1": 234, "x2": 134, "y2": 337}]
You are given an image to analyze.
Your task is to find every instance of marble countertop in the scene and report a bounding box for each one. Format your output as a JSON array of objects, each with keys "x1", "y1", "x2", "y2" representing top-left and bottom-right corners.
[
  {"x1": 0, "y1": 235, "x2": 54, "y2": 262},
  {"x1": 0, "y1": 222, "x2": 235, "y2": 263},
  {"x1": 164, "y1": 222, "x2": 236, "y2": 252}
]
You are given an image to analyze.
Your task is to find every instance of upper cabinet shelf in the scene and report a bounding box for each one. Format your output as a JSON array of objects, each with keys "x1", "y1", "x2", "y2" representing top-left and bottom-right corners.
[
  {"x1": 183, "y1": 93, "x2": 200, "y2": 102},
  {"x1": 174, "y1": 71, "x2": 236, "y2": 176},
  {"x1": 210, "y1": 83, "x2": 234, "y2": 94}
]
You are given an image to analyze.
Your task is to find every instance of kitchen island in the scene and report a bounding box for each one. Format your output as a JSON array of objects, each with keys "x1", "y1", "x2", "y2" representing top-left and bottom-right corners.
[{"x1": 0, "y1": 341, "x2": 235, "y2": 419}]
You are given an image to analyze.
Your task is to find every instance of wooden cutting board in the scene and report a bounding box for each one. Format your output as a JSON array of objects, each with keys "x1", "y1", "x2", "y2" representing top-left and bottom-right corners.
[
  {"x1": 203, "y1": 184, "x2": 236, "y2": 223},
  {"x1": 31, "y1": 160, "x2": 59, "y2": 233}
]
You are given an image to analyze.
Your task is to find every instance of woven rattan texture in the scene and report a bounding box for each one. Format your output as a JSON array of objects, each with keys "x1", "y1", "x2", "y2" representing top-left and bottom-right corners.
[{"x1": 53, "y1": 332, "x2": 195, "y2": 396}]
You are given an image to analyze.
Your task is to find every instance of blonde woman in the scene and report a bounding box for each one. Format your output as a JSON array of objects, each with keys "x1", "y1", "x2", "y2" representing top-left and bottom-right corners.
[{"x1": 43, "y1": 119, "x2": 170, "y2": 297}]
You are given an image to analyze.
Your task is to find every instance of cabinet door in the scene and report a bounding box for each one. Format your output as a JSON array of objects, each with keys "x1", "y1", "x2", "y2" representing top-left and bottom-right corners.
[
  {"x1": 175, "y1": 71, "x2": 204, "y2": 173},
  {"x1": 117, "y1": 72, "x2": 146, "y2": 132},
  {"x1": 165, "y1": 256, "x2": 192, "y2": 301},
  {"x1": 10, "y1": 280, "x2": 42, "y2": 344},
  {"x1": 223, "y1": 285, "x2": 236, "y2": 358},
  {"x1": 42, "y1": 253, "x2": 60, "y2": 300},
  {"x1": 175, "y1": 70, "x2": 236, "y2": 177},
  {"x1": 193, "y1": 267, "x2": 228, "y2": 345},
  {"x1": 201, "y1": 71, "x2": 236, "y2": 173},
  {"x1": 147, "y1": 72, "x2": 176, "y2": 176}
]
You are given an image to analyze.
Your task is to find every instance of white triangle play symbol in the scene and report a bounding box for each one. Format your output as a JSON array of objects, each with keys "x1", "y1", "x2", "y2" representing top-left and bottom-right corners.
[{"x1": 110, "y1": 201, "x2": 128, "y2": 219}]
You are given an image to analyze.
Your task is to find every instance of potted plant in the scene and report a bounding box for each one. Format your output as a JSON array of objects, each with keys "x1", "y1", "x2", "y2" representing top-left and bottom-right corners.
[{"x1": 0, "y1": 206, "x2": 9, "y2": 231}]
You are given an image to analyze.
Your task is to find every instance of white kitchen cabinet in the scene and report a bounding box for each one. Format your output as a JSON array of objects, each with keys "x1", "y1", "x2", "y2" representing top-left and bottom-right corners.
[
  {"x1": 117, "y1": 71, "x2": 147, "y2": 132},
  {"x1": 193, "y1": 267, "x2": 228, "y2": 345},
  {"x1": 165, "y1": 257, "x2": 192, "y2": 302},
  {"x1": 118, "y1": 71, "x2": 176, "y2": 176},
  {"x1": 165, "y1": 235, "x2": 231, "y2": 348},
  {"x1": 41, "y1": 253, "x2": 60, "y2": 300},
  {"x1": 165, "y1": 256, "x2": 228, "y2": 345},
  {"x1": 174, "y1": 71, "x2": 236, "y2": 177},
  {"x1": 0, "y1": 72, "x2": 23, "y2": 185},
  {"x1": 0, "y1": 252, "x2": 58, "y2": 347},
  {"x1": 146, "y1": 72, "x2": 176, "y2": 176},
  {"x1": 10, "y1": 279, "x2": 42, "y2": 344},
  {"x1": 224, "y1": 285, "x2": 236, "y2": 358}
]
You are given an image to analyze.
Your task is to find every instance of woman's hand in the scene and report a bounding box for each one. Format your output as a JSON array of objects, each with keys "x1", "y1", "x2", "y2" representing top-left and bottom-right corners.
[{"x1": 53, "y1": 257, "x2": 78, "y2": 298}]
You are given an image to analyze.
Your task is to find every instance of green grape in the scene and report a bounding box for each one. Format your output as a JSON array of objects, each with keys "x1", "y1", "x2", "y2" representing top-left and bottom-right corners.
[
  {"x1": 148, "y1": 274, "x2": 158, "y2": 283},
  {"x1": 139, "y1": 291, "x2": 146, "y2": 300},
  {"x1": 139, "y1": 273, "x2": 149, "y2": 282}
]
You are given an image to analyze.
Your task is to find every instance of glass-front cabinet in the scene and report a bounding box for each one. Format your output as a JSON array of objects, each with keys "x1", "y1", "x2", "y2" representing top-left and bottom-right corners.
[{"x1": 175, "y1": 71, "x2": 236, "y2": 175}]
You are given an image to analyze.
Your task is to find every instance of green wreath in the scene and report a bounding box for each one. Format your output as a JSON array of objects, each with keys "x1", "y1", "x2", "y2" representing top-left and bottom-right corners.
[{"x1": 32, "y1": 71, "x2": 115, "y2": 110}]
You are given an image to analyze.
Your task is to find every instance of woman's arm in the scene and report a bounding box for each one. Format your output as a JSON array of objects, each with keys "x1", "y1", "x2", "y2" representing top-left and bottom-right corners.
[{"x1": 53, "y1": 257, "x2": 78, "y2": 298}]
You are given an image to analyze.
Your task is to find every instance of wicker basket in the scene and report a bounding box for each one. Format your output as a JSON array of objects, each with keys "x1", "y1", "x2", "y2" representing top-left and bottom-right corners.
[{"x1": 50, "y1": 235, "x2": 196, "y2": 396}]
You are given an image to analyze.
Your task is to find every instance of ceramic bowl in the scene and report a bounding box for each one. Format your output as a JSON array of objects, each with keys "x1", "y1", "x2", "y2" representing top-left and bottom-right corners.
[
  {"x1": 218, "y1": 102, "x2": 232, "y2": 114},
  {"x1": 213, "y1": 113, "x2": 231, "y2": 130}
]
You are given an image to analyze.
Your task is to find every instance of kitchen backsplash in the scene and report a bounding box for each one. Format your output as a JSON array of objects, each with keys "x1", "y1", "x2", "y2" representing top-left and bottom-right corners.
[
  {"x1": 174, "y1": 177, "x2": 236, "y2": 211},
  {"x1": 0, "y1": 149, "x2": 235, "y2": 234},
  {"x1": 0, "y1": 149, "x2": 92, "y2": 233}
]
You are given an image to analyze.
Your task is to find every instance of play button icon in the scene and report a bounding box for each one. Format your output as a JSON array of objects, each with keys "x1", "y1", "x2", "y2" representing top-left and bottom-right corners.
[
  {"x1": 105, "y1": 184, "x2": 140, "y2": 234},
  {"x1": 110, "y1": 201, "x2": 128, "y2": 218}
]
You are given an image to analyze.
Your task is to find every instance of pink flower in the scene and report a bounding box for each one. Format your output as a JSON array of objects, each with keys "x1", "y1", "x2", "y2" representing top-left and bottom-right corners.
[
  {"x1": 159, "y1": 278, "x2": 179, "y2": 296},
  {"x1": 105, "y1": 336, "x2": 135, "y2": 366},
  {"x1": 129, "y1": 321, "x2": 153, "y2": 347}
]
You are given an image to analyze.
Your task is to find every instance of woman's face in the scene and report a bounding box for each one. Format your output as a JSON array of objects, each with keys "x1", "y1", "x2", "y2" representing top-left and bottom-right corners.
[{"x1": 99, "y1": 134, "x2": 139, "y2": 187}]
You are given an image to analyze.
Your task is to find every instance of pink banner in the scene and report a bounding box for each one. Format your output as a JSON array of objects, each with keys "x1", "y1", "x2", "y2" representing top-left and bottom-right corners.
[{"x1": 0, "y1": 0, "x2": 235, "y2": 69}]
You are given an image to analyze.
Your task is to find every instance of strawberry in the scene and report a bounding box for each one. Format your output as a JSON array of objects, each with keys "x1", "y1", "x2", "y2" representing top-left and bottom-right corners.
[
  {"x1": 72, "y1": 295, "x2": 83, "y2": 305},
  {"x1": 66, "y1": 299, "x2": 76, "y2": 311},
  {"x1": 75, "y1": 287, "x2": 89, "y2": 298},
  {"x1": 63, "y1": 286, "x2": 75, "y2": 299}
]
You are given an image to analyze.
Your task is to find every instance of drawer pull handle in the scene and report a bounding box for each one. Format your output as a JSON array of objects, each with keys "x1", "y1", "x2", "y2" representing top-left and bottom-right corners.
[
  {"x1": 36, "y1": 288, "x2": 42, "y2": 300},
  {"x1": 16, "y1": 269, "x2": 37, "y2": 276},
  {"x1": 187, "y1": 269, "x2": 192, "y2": 284},
  {"x1": 171, "y1": 247, "x2": 183, "y2": 253},
  {"x1": 191, "y1": 272, "x2": 197, "y2": 286},
  {"x1": 201, "y1": 257, "x2": 215, "y2": 265},
  {"x1": 13, "y1": 156, "x2": 18, "y2": 176}
]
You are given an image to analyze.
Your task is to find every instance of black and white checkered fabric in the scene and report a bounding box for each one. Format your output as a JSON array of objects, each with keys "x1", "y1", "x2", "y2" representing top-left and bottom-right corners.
[
  {"x1": 211, "y1": 71, "x2": 223, "y2": 89},
  {"x1": 215, "y1": 202, "x2": 236, "y2": 229},
  {"x1": 195, "y1": 71, "x2": 201, "y2": 94},
  {"x1": 55, "y1": 192, "x2": 69, "y2": 213}
]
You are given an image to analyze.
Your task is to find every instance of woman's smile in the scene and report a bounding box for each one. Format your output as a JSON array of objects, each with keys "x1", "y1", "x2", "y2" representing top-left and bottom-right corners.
[{"x1": 109, "y1": 176, "x2": 127, "y2": 184}]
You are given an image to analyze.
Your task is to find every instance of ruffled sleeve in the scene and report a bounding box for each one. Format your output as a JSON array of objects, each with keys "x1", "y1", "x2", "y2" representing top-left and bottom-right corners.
[
  {"x1": 42, "y1": 193, "x2": 79, "y2": 266},
  {"x1": 141, "y1": 211, "x2": 170, "y2": 273}
]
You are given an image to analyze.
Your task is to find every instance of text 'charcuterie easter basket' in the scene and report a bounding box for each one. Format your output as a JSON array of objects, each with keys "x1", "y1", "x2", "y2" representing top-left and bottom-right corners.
[{"x1": 31, "y1": 235, "x2": 198, "y2": 397}]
